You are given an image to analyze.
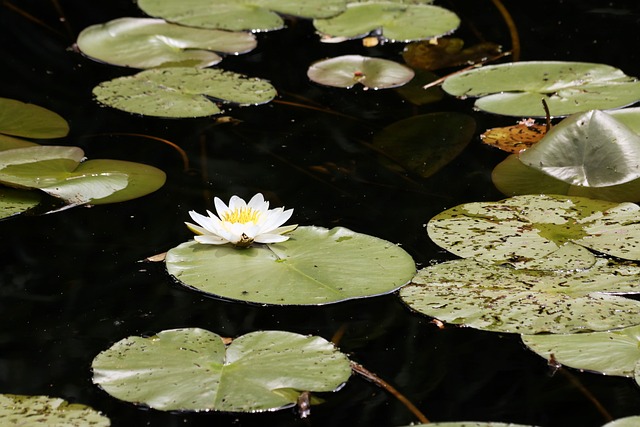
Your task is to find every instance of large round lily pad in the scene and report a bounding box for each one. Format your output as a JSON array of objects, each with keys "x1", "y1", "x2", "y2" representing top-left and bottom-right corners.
[
  {"x1": 0, "y1": 187, "x2": 40, "y2": 219},
  {"x1": 307, "y1": 55, "x2": 415, "y2": 89},
  {"x1": 442, "y1": 61, "x2": 640, "y2": 117},
  {"x1": 93, "y1": 67, "x2": 276, "y2": 118},
  {"x1": 166, "y1": 225, "x2": 416, "y2": 305},
  {"x1": 427, "y1": 194, "x2": 640, "y2": 269},
  {"x1": 314, "y1": 1, "x2": 460, "y2": 42},
  {"x1": 92, "y1": 328, "x2": 351, "y2": 412},
  {"x1": 0, "y1": 98, "x2": 69, "y2": 139},
  {"x1": 77, "y1": 17, "x2": 257, "y2": 69},
  {"x1": 0, "y1": 394, "x2": 110, "y2": 426},
  {"x1": 400, "y1": 258, "x2": 640, "y2": 334},
  {"x1": 604, "y1": 417, "x2": 640, "y2": 427},
  {"x1": 522, "y1": 324, "x2": 640, "y2": 377},
  {"x1": 138, "y1": 0, "x2": 347, "y2": 32}
]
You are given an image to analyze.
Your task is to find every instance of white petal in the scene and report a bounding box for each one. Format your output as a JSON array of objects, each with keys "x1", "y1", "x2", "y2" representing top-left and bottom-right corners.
[
  {"x1": 188, "y1": 210, "x2": 212, "y2": 229},
  {"x1": 254, "y1": 233, "x2": 291, "y2": 244},
  {"x1": 195, "y1": 235, "x2": 230, "y2": 245},
  {"x1": 260, "y1": 207, "x2": 293, "y2": 232},
  {"x1": 214, "y1": 197, "x2": 231, "y2": 218},
  {"x1": 228, "y1": 195, "x2": 247, "y2": 211},
  {"x1": 185, "y1": 221, "x2": 208, "y2": 236},
  {"x1": 271, "y1": 223, "x2": 298, "y2": 235},
  {"x1": 248, "y1": 193, "x2": 269, "y2": 212}
]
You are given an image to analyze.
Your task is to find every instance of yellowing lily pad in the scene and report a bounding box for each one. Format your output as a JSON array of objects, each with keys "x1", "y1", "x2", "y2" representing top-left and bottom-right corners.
[
  {"x1": 480, "y1": 119, "x2": 547, "y2": 153},
  {"x1": 77, "y1": 17, "x2": 257, "y2": 69},
  {"x1": 403, "y1": 38, "x2": 502, "y2": 71},
  {"x1": 93, "y1": 67, "x2": 277, "y2": 118},
  {"x1": 442, "y1": 61, "x2": 640, "y2": 117},
  {"x1": 92, "y1": 328, "x2": 351, "y2": 412},
  {"x1": 0, "y1": 97, "x2": 69, "y2": 139},
  {"x1": 165, "y1": 226, "x2": 416, "y2": 305},
  {"x1": 0, "y1": 394, "x2": 110, "y2": 426},
  {"x1": 401, "y1": 258, "x2": 640, "y2": 334},
  {"x1": 314, "y1": 1, "x2": 460, "y2": 43},
  {"x1": 138, "y1": 0, "x2": 347, "y2": 32},
  {"x1": 307, "y1": 55, "x2": 415, "y2": 89},
  {"x1": 427, "y1": 194, "x2": 640, "y2": 269}
]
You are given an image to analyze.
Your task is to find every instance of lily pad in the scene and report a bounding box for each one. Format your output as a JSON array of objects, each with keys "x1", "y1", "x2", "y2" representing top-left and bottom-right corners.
[
  {"x1": 372, "y1": 112, "x2": 475, "y2": 177},
  {"x1": 0, "y1": 97, "x2": 69, "y2": 139},
  {"x1": 403, "y1": 423, "x2": 537, "y2": 427},
  {"x1": 93, "y1": 67, "x2": 276, "y2": 118},
  {"x1": 0, "y1": 187, "x2": 40, "y2": 219},
  {"x1": 138, "y1": 0, "x2": 347, "y2": 32},
  {"x1": 522, "y1": 324, "x2": 640, "y2": 377},
  {"x1": 603, "y1": 417, "x2": 640, "y2": 427},
  {"x1": 519, "y1": 110, "x2": 640, "y2": 187},
  {"x1": 0, "y1": 145, "x2": 166, "y2": 205},
  {"x1": 166, "y1": 225, "x2": 416, "y2": 305},
  {"x1": 403, "y1": 38, "x2": 502, "y2": 71},
  {"x1": 77, "y1": 17, "x2": 257, "y2": 69},
  {"x1": 442, "y1": 61, "x2": 640, "y2": 117},
  {"x1": 92, "y1": 328, "x2": 351, "y2": 412},
  {"x1": 492, "y1": 153, "x2": 640, "y2": 203},
  {"x1": 400, "y1": 258, "x2": 640, "y2": 334},
  {"x1": 307, "y1": 55, "x2": 414, "y2": 89},
  {"x1": 0, "y1": 394, "x2": 110, "y2": 426},
  {"x1": 314, "y1": 1, "x2": 460, "y2": 43},
  {"x1": 427, "y1": 194, "x2": 640, "y2": 268},
  {"x1": 481, "y1": 119, "x2": 547, "y2": 153}
]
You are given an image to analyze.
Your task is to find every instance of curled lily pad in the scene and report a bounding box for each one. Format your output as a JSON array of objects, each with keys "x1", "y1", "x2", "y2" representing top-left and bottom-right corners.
[
  {"x1": 522, "y1": 324, "x2": 640, "y2": 377},
  {"x1": 427, "y1": 194, "x2": 640, "y2": 269},
  {"x1": 77, "y1": 17, "x2": 257, "y2": 69},
  {"x1": 0, "y1": 97, "x2": 68, "y2": 139},
  {"x1": 442, "y1": 61, "x2": 640, "y2": 117},
  {"x1": 519, "y1": 110, "x2": 640, "y2": 187},
  {"x1": 492, "y1": 153, "x2": 640, "y2": 202},
  {"x1": 0, "y1": 145, "x2": 165, "y2": 205},
  {"x1": 138, "y1": 0, "x2": 347, "y2": 32},
  {"x1": 314, "y1": 1, "x2": 460, "y2": 43},
  {"x1": 401, "y1": 258, "x2": 640, "y2": 334},
  {"x1": 92, "y1": 328, "x2": 351, "y2": 412},
  {"x1": 165, "y1": 226, "x2": 416, "y2": 305},
  {"x1": 93, "y1": 67, "x2": 276, "y2": 118},
  {"x1": 307, "y1": 55, "x2": 414, "y2": 89},
  {"x1": 372, "y1": 112, "x2": 475, "y2": 177},
  {"x1": 0, "y1": 394, "x2": 110, "y2": 426}
]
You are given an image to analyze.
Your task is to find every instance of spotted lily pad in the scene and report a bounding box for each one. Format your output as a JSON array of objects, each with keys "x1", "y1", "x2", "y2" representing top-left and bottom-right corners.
[
  {"x1": 92, "y1": 328, "x2": 351, "y2": 412},
  {"x1": 138, "y1": 0, "x2": 347, "y2": 32},
  {"x1": 427, "y1": 194, "x2": 640, "y2": 269},
  {"x1": 314, "y1": 1, "x2": 460, "y2": 43},
  {"x1": 93, "y1": 67, "x2": 276, "y2": 118},
  {"x1": 442, "y1": 61, "x2": 640, "y2": 117},
  {"x1": 522, "y1": 324, "x2": 640, "y2": 377},
  {"x1": 77, "y1": 17, "x2": 257, "y2": 69},
  {"x1": 165, "y1": 225, "x2": 416, "y2": 305},
  {"x1": 400, "y1": 258, "x2": 640, "y2": 334},
  {"x1": 0, "y1": 187, "x2": 40, "y2": 219},
  {"x1": 307, "y1": 55, "x2": 414, "y2": 89},
  {"x1": 0, "y1": 394, "x2": 110, "y2": 426},
  {"x1": 0, "y1": 97, "x2": 68, "y2": 139}
]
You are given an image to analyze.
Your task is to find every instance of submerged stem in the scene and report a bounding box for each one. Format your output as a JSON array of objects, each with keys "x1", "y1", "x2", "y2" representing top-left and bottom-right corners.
[{"x1": 490, "y1": 0, "x2": 521, "y2": 61}]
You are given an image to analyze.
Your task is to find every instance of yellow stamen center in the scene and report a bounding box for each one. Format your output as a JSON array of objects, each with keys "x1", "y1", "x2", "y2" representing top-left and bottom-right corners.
[{"x1": 222, "y1": 207, "x2": 261, "y2": 224}]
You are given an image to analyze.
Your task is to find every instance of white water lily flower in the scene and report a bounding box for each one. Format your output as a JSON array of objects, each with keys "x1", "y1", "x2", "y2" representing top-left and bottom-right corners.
[{"x1": 185, "y1": 193, "x2": 297, "y2": 248}]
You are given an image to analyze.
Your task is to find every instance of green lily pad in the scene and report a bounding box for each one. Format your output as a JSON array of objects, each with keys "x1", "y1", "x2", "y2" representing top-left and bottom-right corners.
[
  {"x1": 427, "y1": 194, "x2": 640, "y2": 268},
  {"x1": 138, "y1": 0, "x2": 347, "y2": 32},
  {"x1": 603, "y1": 417, "x2": 640, "y2": 427},
  {"x1": 0, "y1": 187, "x2": 40, "y2": 219},
  {"x1": 0, "y1": 98, "x2": 69, "y2": 139},
  {"x1": 492, "y1": 153, "x2": 640, "y2": 203},
  {"x1": 93, "y1": 67, "x2": 276, "y2": 118},
  {"x1": 0, "y1": 394, "x2": 110, "y2": 426},
  {"x1": 77, "y1": 17, "x2": 257, "y2": 69},
  {"x1": 400, "y1": 258, "x2": 640, "y2": 334},
  {"x1": 166, "y1": 225, "x2": 416, "y2": 305},
  {"x1": 372, "y1": 112, "x2": 475, "y2": 177},
  {"x1": 307, "y1": 55, "x2": 415, "y2": 89},
  {"x1": 522, "y1": 324, "x2": 640, "y2": 377},
  {"x1": 442, "y1": 61, "x2": 640, "y2": 117},
  {"x1": 0, "y1": 133, "x2": 39, "y2": 151},
  {"x1": 403, "y1": 423, "x2": 537, "y2": 427},
  {"x1": 314, "y1": 1, "x2": 460, "y2": 43},
  {"x1": 0, "y1": 145, "x2": 165, "y2": 205},
  {"x1": 92, "y1": 328, "x2": 351, "y2": 412},
  {"x1": 519, "y1": 110, "x2": 640, "y2": 187}
]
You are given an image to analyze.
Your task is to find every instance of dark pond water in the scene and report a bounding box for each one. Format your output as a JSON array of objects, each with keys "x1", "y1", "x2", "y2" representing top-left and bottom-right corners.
[{"x1": 2, "y1": 1, "x2": 640, "y2": 426}]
